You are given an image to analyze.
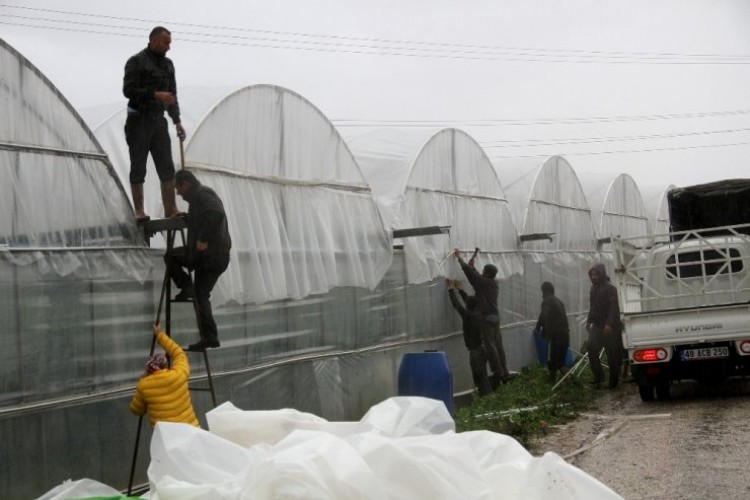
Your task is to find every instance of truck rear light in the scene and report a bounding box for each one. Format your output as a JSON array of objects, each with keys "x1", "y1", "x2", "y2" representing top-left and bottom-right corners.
[
  {"x1": 633, "y1": 348, "x2": 668, "y2": 362},
  {"x1": 739, "y1": 341, "x2": 750, "y2": 354}
]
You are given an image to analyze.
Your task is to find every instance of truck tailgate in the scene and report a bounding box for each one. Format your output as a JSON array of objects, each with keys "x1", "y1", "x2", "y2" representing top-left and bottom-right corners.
[{"x1": 624, "y1": 303, "x2": 750, "y2": 347}]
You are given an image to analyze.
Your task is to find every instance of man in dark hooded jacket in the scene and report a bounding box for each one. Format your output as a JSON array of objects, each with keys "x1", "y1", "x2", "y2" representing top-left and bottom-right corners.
[
  {"x1": 535, "y1": 281, "x2": 570, "y2": 383},
  {"x1": 169, "y1": 170, "x2": 232, "y2": 351},
  {"x1": 586, "y1": 263, "x2": 622, "y2": 388}
]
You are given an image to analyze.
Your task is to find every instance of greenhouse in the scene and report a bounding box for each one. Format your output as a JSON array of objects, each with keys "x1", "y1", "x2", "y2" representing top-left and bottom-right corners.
[
  {"x1": 579, "y1": 172, "x2": 651, "y2": 247},
  {"x1": 347, "y1": 128, "x2": 532, "y2": 364},
  {"x1": 347, "y1": 128, "x2": 522, "y2": 282},
  {"x1": 493, "y1": 155, "x2": 600, "y2": 352}
]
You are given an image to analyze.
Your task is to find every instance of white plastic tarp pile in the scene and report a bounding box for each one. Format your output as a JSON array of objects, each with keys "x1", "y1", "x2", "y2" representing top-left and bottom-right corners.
[
  {"x1": 142, "y1": 396, "x2": 621, "y2": 499},
  {"x1": 38, "y1": 397, "x2": 622, "y2": 499}
]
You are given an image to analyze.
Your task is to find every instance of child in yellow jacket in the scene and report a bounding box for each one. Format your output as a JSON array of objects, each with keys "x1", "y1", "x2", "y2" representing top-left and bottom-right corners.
[{"x1": 130, "y1": 323, "x2": 200, "y2": 427}]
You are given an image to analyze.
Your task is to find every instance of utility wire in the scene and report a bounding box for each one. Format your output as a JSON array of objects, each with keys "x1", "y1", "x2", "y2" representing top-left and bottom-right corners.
[
  {"x1": 332, "y1": 108, "x2": 750, "y2": 127},
  {"x1": 5, "y1": 4, "x2": 750, "y2": 62},
  {"x1": 490, "y1": 140, "x2": 750, "y2": 159},
  {"x1": 4, "y1": 7, "x2": 750, "y2": 64},
  {"x1": 479, "y1": 126, "x2": 750, "y2": 149}
]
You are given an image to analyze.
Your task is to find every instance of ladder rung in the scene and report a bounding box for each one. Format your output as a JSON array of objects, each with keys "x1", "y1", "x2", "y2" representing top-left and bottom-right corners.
[{"x1": 188, "y1": 386, "x2": 213, "y2": 392}]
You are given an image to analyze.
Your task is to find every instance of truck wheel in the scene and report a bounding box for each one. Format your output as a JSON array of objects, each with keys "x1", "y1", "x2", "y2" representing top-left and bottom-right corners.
[
  {"x1": 638, "y1": 384, "x2": 655, "y2": 401},
  {"x1": 655, "y1": 381, "x2": 671, "y2": 400}
]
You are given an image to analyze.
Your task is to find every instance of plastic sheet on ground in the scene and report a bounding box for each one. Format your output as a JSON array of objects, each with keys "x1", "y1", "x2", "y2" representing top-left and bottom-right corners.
[
  {"x1": 36, "y1": 478, "x2": 123, "y2": 499},
  {"x1": 143, "y1": 396, "x2": 622, "y2": 499}
]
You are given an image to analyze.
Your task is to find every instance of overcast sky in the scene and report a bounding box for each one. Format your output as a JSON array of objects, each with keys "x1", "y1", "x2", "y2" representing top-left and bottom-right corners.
[{"x1": 3, "y1": 0, "x2": 750, "y2": 189}]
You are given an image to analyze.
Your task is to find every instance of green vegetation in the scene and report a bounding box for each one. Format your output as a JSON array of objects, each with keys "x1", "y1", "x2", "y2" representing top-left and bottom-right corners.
[{"x1": 455, "y1": 363, "x2": 598, "y2": 448}]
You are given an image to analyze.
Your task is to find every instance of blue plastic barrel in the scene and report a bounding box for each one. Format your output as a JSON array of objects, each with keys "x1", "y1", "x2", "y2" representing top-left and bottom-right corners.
[
  {"x1": 534, "y1": 330, "x2": 548, "y2": 365},
  {"x1": 535, "y1": 330, "x2": 575, "y2": 368},
  {"x1": 397, "y1": 351, "x2": 454, "y2": 414},
  {"x1": 565, "y1": 347, "x2": 574, "y2": 367}
]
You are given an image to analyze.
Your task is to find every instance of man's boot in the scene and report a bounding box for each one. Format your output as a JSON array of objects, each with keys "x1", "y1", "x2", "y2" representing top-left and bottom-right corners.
[
  {"x1": 161, "y1": 179, "x2": 178, "y2": 218},
  {"x1": 130, "y1": 183, "x2": 150, "y2": 222}
]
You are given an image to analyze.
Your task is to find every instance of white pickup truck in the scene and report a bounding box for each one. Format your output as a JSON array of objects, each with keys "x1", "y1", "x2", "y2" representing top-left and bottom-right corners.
[{"x1": 612, "y1": 223, "x2": 750, "y2": 401}]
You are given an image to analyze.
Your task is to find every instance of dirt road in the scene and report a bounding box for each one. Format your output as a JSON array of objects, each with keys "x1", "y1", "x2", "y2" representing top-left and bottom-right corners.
[{"x1": 530, "y1": 379, "x2": 750, "y2": 499}]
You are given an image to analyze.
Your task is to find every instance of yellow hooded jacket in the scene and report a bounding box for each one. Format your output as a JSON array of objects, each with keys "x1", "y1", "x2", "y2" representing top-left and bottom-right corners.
[{"x1": 130, "y1": 331, "x2": 200, "y2": 427}]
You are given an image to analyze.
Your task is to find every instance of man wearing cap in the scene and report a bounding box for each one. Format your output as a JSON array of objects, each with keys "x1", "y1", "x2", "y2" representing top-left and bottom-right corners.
[{"x1": 454, "y1": 249, "x2": 510, "y2": 387}]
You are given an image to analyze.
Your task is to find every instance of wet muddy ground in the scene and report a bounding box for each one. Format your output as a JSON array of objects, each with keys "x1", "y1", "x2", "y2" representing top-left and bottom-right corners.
[{"x1": 530, "y1": 379, "x2": 750, "y2": 499}]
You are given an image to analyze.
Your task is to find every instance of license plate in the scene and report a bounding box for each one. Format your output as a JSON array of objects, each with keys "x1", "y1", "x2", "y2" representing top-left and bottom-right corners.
[{"x1": 680, "y1": 346, "x2": 729, "y2": 361}]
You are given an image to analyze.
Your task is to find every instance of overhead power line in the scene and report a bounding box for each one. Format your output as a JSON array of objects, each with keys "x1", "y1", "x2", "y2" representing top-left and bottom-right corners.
[
  {"x1": 479, "y1": 126, "x2": 750, "y2": 149},
  {"x1": 491, "y1": 140, "x2": 750, "y2": 159},
  {"x1": 331, "y1": 108, "x2": 750, "y2": 127},
  {"x1": 4, "y1": 5, "x2": 750, "y2": 64}
]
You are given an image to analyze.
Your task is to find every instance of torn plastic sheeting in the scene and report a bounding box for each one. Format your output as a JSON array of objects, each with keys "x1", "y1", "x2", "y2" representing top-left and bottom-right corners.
[{"x1": 145, "y1": 396, "x2": 622, "y2": 499}]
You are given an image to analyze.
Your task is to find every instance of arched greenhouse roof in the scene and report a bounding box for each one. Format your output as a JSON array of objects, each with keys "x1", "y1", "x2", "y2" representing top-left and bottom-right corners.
[
  {"x1": 0, "y1": 37, "x2": 138, "y2": 253},
  {"x1": 579, "y1": 172, "x2": 649, "y2": 241},
  {"x1": 184, "y1": 85, "x2": 393, "y2": 304},
  {"x1": 349, "y1": 128, "x2": 521, "y2": 283},
  {"x1": 493, "y1": 155, "x2": 596, "y2": 252}
]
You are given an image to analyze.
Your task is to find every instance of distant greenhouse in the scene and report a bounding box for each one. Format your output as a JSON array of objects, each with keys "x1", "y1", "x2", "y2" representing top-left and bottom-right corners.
[
  {"x1": 494, "y1": 155, "x2": 599, "y2": 353},
  {"x1": 348, "y1": 127, "x2": 522, "y2": 283},
  {"x1": 579, "y1": 172, "x2": 650, "y2": 246},
  {"x1": 348, "y1": 127, "x2": 533, "y2": 367}
]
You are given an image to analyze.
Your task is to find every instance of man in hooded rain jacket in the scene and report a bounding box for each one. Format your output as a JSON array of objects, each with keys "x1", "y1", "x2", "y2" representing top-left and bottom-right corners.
[{"x1": 586, "y1": 263, "x2": 623, "y2": 389}]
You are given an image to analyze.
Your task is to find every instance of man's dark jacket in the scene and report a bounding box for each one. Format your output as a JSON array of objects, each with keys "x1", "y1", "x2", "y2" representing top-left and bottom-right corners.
[
  {"x1": 448, "y1": 289, "x2": 484, "y2": 351},
  {"x1": 123, "y1": 47, "x2": 181, "y2": 123},
  {"x1": 458, "y1": 258, "x2": 499, "y2": 321},
  {"x1": 536, "y1": 291, "x2": 570, "y2": 340},
  {"x1": 182, "y1": 180, "x2": 232, "y2": 263},
  {"x1": 587, "y1": 263, "x2": 620, "y2": 329}
]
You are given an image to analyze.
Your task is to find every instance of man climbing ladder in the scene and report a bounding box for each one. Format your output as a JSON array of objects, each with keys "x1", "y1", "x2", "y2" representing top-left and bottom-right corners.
[{"x1": 168, "y1": 169, "x2": 232, "y2": 351}]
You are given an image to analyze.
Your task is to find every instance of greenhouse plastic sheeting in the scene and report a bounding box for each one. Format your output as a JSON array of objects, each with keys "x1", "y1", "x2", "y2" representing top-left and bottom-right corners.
[
  {"x1": 579, "y1": 172, "x2": 650, "y2": 243},
  {"x1": 348, "y1": 128, "x2": 522, "y2": 284},
  {"x1": 185, "y1": 85, "x2": 393, "y2": 305},
  {"x1": 134, "y1": 397, "x2": 623, "y2": 499},
  {"x1": 639, "y1": 183, "x2": 675, "y2": 242},
  {"x1": 0, "y1": 38, "x2": 139, "y2": 256}
]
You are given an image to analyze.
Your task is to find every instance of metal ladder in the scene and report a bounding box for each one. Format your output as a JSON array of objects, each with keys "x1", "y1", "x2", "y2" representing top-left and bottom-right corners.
[
  {"x1": 127, "y1": 217, "x2": 218, "y2": 495},
  {"x1": 160, "y1": 219, "x2": 218, "y2": 406}
]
